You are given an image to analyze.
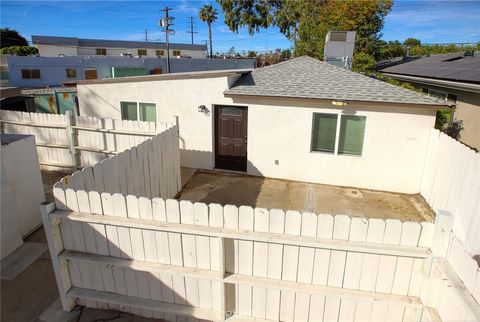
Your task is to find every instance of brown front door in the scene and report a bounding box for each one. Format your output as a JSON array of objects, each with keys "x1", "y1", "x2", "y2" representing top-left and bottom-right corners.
[{"x1": 215, "y1": 105, "x2": 248, "y2": 171}]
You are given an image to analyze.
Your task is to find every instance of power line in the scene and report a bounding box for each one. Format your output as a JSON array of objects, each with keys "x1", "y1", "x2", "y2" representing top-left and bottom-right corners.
[{"x1": 186, "y1": 16, "x2": 198, "y2": 45}]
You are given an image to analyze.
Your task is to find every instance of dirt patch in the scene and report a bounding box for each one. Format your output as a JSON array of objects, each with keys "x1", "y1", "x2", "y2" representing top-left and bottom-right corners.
[{"x1": 177, "y1": 170, "x2": 435, "y2": 222}]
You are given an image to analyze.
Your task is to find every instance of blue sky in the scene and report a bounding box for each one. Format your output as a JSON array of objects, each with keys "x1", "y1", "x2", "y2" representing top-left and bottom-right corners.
[{"x1": 1, "y1": 0, "x2": 479, "y2": 53}]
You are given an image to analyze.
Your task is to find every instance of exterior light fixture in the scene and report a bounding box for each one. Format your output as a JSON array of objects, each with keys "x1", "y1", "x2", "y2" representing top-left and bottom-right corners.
[
  {"x1": 332, "y1": 100, "x2": 348, "y2": 106},
  {"x1": 197, "y1": 105, "x2": 210, "y2": 115}
]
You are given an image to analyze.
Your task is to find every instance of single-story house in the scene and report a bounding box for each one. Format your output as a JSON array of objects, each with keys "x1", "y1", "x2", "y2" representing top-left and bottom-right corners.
[
  {"x1": 380, "y1": 52, "x2": 480, "y2": 149},
  {"x1": 77, "y1": 56, "x2": 447, "y2": 194}
]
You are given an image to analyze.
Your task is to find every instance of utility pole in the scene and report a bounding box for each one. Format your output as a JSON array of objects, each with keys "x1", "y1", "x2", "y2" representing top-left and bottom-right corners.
[
  {"x1": 204, "y1": 40, "x2": 209, "y2": 58},
  {"x1": 186, "y1": 16, "x2": 198, "y2": 45},
  {"x1": 144, "y1": 29, "x2": 148, "y2": 43},
  {"x1": 160, "y1": 7, "x2": 174, "y2": 73}
]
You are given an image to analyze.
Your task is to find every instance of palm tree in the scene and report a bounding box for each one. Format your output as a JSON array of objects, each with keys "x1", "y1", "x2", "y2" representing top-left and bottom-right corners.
[{"x1": 199, "y1": 4, "x2": 218, "y2": 59}]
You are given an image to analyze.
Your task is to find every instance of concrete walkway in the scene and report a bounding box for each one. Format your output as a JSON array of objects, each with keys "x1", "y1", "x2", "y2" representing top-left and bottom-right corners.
[{"x1": 177, "y1": 170, "x2": 435, "y2": 222}]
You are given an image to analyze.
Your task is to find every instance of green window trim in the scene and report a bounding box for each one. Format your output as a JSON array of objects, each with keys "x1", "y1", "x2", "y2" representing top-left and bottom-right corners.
[{"x1": 311, "y1": 112, "x2": 366, "y2": 156}]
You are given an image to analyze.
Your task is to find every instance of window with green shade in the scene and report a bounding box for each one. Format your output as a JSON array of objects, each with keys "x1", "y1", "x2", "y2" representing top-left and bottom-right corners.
[
  {"x1": 139, "y1": 103, "x2": 157, "y2": 122},
  {"x1": 121, "y1": 101, "x2": 138, "y2": 121},
  {"x1": 121, "y1": 101, "x2": 157, "y2": 122},
  {"x1": 311, "y1": 113, "x2": 338, "y2": 153},
  {"x1": 338, "y1": 115, "x2": 366, "y2": 156}
]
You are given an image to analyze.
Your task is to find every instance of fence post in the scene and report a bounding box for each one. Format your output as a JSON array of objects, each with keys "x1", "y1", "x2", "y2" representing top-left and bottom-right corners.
[
  {"x1": 41, "y1": 202, "x2": 76, "y2": 311},
  {"x1": 65, "y1": 111, "x2": 78, "y2": 170},
  {"x1": 218, "y1": 237, "x2": 226, "y2": 321},
  {"x1": 431, "y1": 210, "x2": 454, "y2": 258}
]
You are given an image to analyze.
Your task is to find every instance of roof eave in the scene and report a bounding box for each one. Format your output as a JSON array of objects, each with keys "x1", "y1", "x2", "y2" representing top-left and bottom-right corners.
[
  {"x1": 382, "y1": 73, "x2": 480, "y2": 94},
  {"x1": 77, "y1": 69, "x2": 252, "y2": 85},
  {"x1": 223, "y1": 92, "x2": 450, "y2": 108}
]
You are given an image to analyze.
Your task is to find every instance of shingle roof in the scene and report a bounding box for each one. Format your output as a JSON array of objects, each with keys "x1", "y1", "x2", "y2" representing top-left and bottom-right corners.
[
  {"x1": 379, "y1": 52, "x2": 480, "y2": 84},
  {"x1": 225, "y1": 56, "x2": 447, "y2": 106},
  {"x1": 32, "y1": 35, "x2": 207, "y2": 51}
]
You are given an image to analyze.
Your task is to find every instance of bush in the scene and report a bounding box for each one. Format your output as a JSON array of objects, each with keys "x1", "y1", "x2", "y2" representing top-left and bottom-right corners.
[
  {"x1": 444, "y1": 120, "x2": 463, "y2": 140},
  {"x1": 435, "y1": 108, "x2": 453, "y2": 130},
  {"x1": 0, "y1": 46, "x2": 38, "y2": 56}
]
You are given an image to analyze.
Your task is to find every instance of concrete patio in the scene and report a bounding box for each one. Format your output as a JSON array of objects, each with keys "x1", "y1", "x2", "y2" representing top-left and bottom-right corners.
[{"x1": 177, "y1": 169, "x2": 435, "y2": 222}]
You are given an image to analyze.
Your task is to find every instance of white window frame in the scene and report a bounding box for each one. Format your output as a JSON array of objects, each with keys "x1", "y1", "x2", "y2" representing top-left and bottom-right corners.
[
  {"x1": 310, "y1": 111, "x2": 367, "y2": 157},
  {"x1": 120, "y1": 101, "x2": 157, "y2": 122}
]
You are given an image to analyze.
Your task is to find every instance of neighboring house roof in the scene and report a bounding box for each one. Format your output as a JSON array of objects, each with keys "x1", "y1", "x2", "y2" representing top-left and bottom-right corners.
[
  {"x1": 76, "y1": 69, "x2": 251, "y2": 85},
  {"x1": 32, "y1": 35, "x2": 207, "y2": 51},
  {"x1": 225, "y1": 56, "x2": 446, "y2": 106},
  {"x1": 379, "y1": 52, "x2": 480, "y2": 84}
]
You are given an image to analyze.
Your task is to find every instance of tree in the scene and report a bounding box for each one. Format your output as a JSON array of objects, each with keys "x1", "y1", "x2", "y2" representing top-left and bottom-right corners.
[
  {"x1": 0, "y1": 28, "x2": 28, "y2": 48},
  {"x1": 379, "y1": 40, "x2": 406, "y2": 60},
  {"x1": 199, "y1": 5, "x2": 218, "y2": 59},
  {"x1": 227, "y1": 47, "x2": 236, "y2": 58},
  {"x1": 0, "y1": 46, "x2": 38, "y2": 56},
  {"x1": 247, "y1": 50, "x2": 257, "y2": 58},
  {"x1": 281, "y1": 49, "x2": 292, "y2": 59},
  {"x1": 352, "y1": 52, "x2": 376, "y2": 73},
  {"x1": 403, "y1": 37, "x2": 421, "y2": 47},
  {"x1": 217, "y1": 0, "x2": 393, "y2": 60}
]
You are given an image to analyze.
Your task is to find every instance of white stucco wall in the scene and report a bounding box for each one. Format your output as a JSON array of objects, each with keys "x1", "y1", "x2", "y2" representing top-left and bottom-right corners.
[
  {"x1": 77, "y1": 77, "x2": 436, "y2": 193},
  {"x1": 37, "y1": 44, "x2": 206, "y2": 58},
  {"x1": 37, "y1": 44, "x2": 79, "y2": 57},
  {"x1": 76, "y1": 47, "x2": 206, "y2": 58}
]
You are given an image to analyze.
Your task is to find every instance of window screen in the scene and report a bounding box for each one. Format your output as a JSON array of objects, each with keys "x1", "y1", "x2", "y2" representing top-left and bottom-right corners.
[
  {"x1": 338, "y1": 115, "x2": 366, "y2": 156},
  {"x1": 311, "y1": 113, "x2": 338, "y2": 153},
  {"x1": 156, "y1": 50, "x2": 164, "y2": 56},
  {"x1": 121, "y1": 102, "x2": 138, "y2": 121},
  {"x1": 139, "y1": 103, "x2": 156, "y2": 122},
  {"x1": 173, "y1": 50, "x2": 181, "y2": 56},
  {"x1": 138, "y1": 49, "x2": 147, "y2": 56},
  {"x1": 96, "y1": 48, "x2": 107, "y2": 55}
]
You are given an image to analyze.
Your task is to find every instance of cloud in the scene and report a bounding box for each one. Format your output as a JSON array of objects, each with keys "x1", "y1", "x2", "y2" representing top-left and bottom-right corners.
[{"x1": 176, "y1": 0, "x2": 198, "y2": 14}]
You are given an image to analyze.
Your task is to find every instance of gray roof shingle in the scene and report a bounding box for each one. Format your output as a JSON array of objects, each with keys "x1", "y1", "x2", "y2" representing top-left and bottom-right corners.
[{"x1": 225, "y1": 56, "x2": 447, "y2": 106}]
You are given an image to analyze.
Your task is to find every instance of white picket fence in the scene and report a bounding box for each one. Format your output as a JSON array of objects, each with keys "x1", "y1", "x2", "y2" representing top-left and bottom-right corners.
[
  {"x1": 57, "y1": 124, "x2": 181, "y2": 199},
  {"x1": 43, "y1": 183, "x2": 445, "y2": 322},
  {"x1": 0, "y1": 110, "x2": 172, "y2": 170},
  {"x1": 420, "y1": 129, "x2": 480, "y2": 255}
]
